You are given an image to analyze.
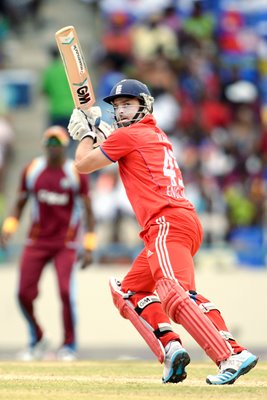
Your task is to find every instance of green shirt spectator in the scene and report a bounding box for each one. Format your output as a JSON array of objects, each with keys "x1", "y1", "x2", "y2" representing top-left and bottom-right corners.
[
  {"x1": 42, "y1": 46, "x2": 74, "y2": 127},
  {"x1": 182, "y1": 1, "x2": 215, "y2": 41}
]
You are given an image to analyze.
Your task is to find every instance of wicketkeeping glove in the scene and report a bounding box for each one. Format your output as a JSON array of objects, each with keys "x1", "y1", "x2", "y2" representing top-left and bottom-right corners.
[{"x1": 68, "y1": 108, "x2": 96, "y2": 141}]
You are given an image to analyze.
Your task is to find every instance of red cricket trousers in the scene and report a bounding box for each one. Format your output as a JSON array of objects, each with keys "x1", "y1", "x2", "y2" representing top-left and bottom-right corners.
[{"x1": 121, "y1": 207, "x2": 244, "y2": 353}]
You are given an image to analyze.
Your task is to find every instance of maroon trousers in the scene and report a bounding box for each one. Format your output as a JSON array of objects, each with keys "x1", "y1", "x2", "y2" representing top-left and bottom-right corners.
[{"x1": 17, "y1": 244, "x2": 77, "y2": 349}]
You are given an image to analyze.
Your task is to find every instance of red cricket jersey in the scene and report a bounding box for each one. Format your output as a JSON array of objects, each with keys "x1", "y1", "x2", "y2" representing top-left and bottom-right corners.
[
  {"x1": 19, "y1": 156, "x2": 89, "y2": 247},
  {"x1": 101, "y1": 115, "x2": 194, "y2": 230}
]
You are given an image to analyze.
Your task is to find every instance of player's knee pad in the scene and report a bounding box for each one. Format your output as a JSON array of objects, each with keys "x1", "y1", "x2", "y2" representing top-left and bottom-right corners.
[
  {"x1": 156, "y1": 278, "x2": 231, "y2": 364},
  {"x1": 109, "y1": 277, "x2": 165, "y2": 363}
]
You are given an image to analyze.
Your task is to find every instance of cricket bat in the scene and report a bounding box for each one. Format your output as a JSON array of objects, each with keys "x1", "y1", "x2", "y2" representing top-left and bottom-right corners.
[{"x1": 55, "y1": 25, "x2": 95, "y2": 110}]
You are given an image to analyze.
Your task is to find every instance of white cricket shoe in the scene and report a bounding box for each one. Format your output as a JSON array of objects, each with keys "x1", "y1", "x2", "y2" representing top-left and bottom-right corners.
[
  {"x1": 162, "y1": 341, "x2": 190, "y2": 384},
  {"x1": 206, "y1": 350, "x2": 258, "y2": 385},
  {"x1": 57, "y1": 346, "x2": 77, "y2": 361},
  {"x1": 17, "y1": 337, "x2": 49, "y2": 361}
]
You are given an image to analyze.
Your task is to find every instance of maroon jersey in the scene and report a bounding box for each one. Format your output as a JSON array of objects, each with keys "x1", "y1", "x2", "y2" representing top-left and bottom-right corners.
[{"x1": 19, "y1": 156, "x2": 89, "y2": 248}]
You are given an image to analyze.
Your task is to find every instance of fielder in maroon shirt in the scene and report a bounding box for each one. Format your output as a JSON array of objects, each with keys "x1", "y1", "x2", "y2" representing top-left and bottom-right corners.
[{"x1": 1, "y1": 126, "x2": 95, "y2": 361}]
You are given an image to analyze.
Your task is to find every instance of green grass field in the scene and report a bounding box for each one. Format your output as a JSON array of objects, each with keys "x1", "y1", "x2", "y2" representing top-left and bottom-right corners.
[{"x1": 0, "y1": 360, "x2": 266, "y2": 400}]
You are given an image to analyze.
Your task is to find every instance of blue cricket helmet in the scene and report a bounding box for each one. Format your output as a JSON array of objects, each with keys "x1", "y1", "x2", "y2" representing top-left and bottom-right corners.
[{"x1": 103, "y1": 79, "x2": 154, "y2": 112}]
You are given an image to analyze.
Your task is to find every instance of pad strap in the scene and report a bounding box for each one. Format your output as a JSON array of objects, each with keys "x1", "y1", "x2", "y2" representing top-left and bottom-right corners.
[{"x1": 135, "y1": 295, "x2": 161, "y2": 314}]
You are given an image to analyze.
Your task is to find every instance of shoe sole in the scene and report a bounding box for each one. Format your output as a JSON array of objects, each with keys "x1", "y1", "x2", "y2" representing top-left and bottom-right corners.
[
  {"x1": 206, "y1": 355, "x2": 259, "y2": 385},
  {"x1": 163, "y1": 350, "x2": 191, "y2": 384}
]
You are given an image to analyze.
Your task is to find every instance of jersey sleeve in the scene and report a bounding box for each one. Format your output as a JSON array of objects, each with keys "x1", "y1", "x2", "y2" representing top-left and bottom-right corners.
[{"x1": 100, "y1": 128, "x2": 135, "y2": 162}]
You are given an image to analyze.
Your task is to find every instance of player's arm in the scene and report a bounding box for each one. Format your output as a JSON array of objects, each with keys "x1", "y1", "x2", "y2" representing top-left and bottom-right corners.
[
  {"x1": 0, "y1": 191, "x2": 28, "y2": 248},
  {"x1": 79, "y1": 192, "x2": 96, "y2": 269},
  {"x1": 68, "y1": 108, "x2": 113, "y2": 174},
  {"x1": 75, "y1": 140, "x2": 111, "y2": 174},
  {"x1": 0, "y1": 166, "x2": 29, "y2": 247}
]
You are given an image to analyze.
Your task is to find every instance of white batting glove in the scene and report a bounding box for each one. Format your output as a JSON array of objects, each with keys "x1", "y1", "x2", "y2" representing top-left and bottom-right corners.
[
  {"x1": 96, "y1": 120, "x2": 113, "y2": 144},
  {"x1": 83, "y1": 106, "x2": 113, "y2": 144},
  {"x1": 83, "y1": 106, "x2": 102, "y2": 128},
  {"x1": 68, "y1": 108, "x2": 96, "y2": 141}
]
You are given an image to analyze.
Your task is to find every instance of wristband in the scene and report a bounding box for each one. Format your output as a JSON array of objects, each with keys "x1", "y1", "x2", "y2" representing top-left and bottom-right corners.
[
  {"x1": 81, "y1": 132, "x2": 95, "y2": 142},
  {"x1": 2, "y1": 216, "x2": 19, "y2": 234},
  {"x1": 83, "y1": 232, "x2": 97, "y2": 250}
]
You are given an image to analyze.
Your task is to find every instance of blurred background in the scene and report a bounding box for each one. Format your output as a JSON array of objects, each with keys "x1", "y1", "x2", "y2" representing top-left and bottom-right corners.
[{"x1": 0, "y1": 0, "x2": 266, "y2": 361}]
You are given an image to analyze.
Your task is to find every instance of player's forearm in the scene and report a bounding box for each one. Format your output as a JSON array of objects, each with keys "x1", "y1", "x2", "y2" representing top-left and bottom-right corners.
[
  {"x1": 1, "y1": 197, "x2": 27, "y2": 239},
  {"x1": 75, "y1": 139, "x2": 100, "y2": 174},
  {"x1": 10, "y1": 196, "x2": 28, "y2": 220},
  {"x1": 75, "y1": 144, "x2": 112, "y2": 174},
  {"x1": 75, "y1": 137, "x2": 94, "y2": 163}
]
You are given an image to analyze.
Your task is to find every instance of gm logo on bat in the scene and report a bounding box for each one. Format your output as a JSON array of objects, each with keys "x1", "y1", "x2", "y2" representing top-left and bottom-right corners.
[{"x1": 77, "y1": 85, "x2": 91, "y2": 105}]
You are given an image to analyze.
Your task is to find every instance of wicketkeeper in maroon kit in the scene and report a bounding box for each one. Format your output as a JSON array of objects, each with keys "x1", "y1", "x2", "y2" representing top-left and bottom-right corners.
[
  {"x1": 67, "y1": 78, "x2": 258, "y2": 384},
  {"x1": 0, "y1": 126, "x2": 96, "y2": 361}
]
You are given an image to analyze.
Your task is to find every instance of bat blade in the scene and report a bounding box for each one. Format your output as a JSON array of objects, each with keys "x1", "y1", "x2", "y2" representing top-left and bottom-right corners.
[{"x1": 55, "y1": 25, "x2": 95, "y2": 110}]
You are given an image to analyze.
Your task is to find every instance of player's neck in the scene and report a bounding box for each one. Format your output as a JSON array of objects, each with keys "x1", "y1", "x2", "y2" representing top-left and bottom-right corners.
[{"x1": 47, "y1": 156, "x2": 65, "y2": 167}]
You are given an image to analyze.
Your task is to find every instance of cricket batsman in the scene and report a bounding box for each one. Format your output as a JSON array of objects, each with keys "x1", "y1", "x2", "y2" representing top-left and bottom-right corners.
[{"x1": 67, "y1": 79, "x2": 258, "y2": 384}]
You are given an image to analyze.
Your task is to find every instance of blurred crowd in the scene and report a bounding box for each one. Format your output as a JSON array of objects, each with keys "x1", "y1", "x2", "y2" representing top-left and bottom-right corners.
[
  {"x1": 0, "y1": 3, "x2": 45, "y2": 163},
  {"x1": 1, "y1": 0, "x2": 267, "y2": 266},
  {"x1": 0, "y1": 0, "x2": 43, "y2": 40},
  {"x1": 90, "y1": 0, "x2": 267, "y2": 265}
]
